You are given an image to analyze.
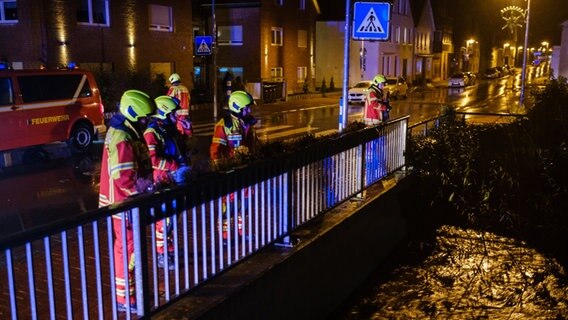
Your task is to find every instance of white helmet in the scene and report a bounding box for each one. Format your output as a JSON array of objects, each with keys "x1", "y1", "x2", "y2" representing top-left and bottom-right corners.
[{"x1": 169, "y1": 73, "x2": 181, "y2": 84}]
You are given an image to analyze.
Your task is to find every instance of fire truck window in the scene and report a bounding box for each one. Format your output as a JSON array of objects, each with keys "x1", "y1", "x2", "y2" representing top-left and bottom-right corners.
[
  {"x1": 0, "y1": 77, "x2": 13, "y2": 106},
  {"x1": 78, "y1": 79, "x2": 93, "y2": 98},
  {"x1": 18, "y1": 74, "x2": 84, "y2": 102}
]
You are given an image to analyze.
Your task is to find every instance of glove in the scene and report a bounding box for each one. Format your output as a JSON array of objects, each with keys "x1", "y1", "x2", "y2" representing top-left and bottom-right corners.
[
  {"x1": 174, "y1": 165, "x2": 191, "y2": 184},
  {"x1": 135, "y1": 177, "x2": 154, "y2": 193}
]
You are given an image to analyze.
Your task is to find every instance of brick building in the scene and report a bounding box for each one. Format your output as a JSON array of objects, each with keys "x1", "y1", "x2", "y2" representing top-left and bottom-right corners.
[
  {"x1": 0, "y1": 0, "x2": 194, "y2": 87},
  {"x1": 193, "y1": 0, "x2": 320, "y2": 98}
]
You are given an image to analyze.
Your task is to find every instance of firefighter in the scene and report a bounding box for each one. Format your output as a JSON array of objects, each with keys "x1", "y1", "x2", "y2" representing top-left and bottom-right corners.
[
  {"x1": 210, "y1": 90, "x2": 257, "y2": 167},
  {"x1": 143, "y1": 95, "x2": 191, "y2": 270},
  {"x1": 167, "y1": 73, "x2": 193, "y2": 136},
  {"x1": 363, "y1": 75, "x2": 390, "y2": 183},
  {"x1": 98, "y1": 89, "x2": 155, "y2": 313},
  {"x1": 210, "y1": 90, "x2": 257, "y2": 241},
  {"x1": 363, "y1": 74, "x2": 391, "y2": 126}
]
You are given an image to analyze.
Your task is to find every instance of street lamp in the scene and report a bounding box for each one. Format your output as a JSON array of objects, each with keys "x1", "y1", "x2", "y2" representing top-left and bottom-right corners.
[
  {"x1": 503, "y1": 42, "x2": 510, "y2": 65},
  {"x1": 519, "y1": 0, "x2": 531, "y2": 106},
  {"x1": 465, "y1": 39, "x2": 475, "y2": 72}
]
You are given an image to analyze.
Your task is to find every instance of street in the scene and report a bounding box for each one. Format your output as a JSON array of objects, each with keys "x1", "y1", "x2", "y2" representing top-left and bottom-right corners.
[{"x1": 0, "y1": 73, "x2": 533, "y2": 235}]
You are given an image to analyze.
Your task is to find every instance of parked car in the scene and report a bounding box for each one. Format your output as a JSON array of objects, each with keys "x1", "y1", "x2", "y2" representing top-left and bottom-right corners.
[
  {"x1": 384, "y1": 77, "x2": 409, "y2": 99},
  {"x1": 347, "y1": 80, "x2": 372, "y2": 104},
  {"x1": 483, "y1": 67, "x2": 500, "y2": 79},
  {"x1": 448, "y1": 72, "x2": 468, "y2": 87},
  {"x1": 464, "y1": 72, "x2": 477, "y2": 85}
]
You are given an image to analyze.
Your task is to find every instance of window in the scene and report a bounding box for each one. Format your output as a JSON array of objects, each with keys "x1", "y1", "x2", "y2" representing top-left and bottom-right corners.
[
  {"x1": 149, "y1": 4, "x2": 172, "y2": 32},
  {"x1": 299, "y1": 0, "x2": 305, "y2": 10},
  {"x1": 271, "y1": 27, "x2": 283, "y2": 46},
  {"x1": 218, "y1": 25, "x2": 243, "y2": 46},
  {"x1": 395, "y1": 26, "x2": 400, "y2": 43},
  {"x1": 275, "y1": 0, "x2": 284, "y2": 6},
  {"x1": 297, "y1": 30, "x2": 307, "y2": 48},
  {"x1": 271, "y1": 67, "x2": 283, "y2": 79},
  {"x1": 0, "y1": 77, "x2": 13, "y2": 106},
  {"x1": 0, "y1": 0, "x2": 17, "y2": 23},
  {"x1": 77, "y1": 0, "x2": 109, "y2": 26},
  {"x1": 297, "y1": 66, "x2": 307, "y2": 82},
  {"x1": 18, "y1": 75, "x2": 91, "y2": 102},
  {"x1": 150, "y1": 62, "x2": 173, "y2": 80}
]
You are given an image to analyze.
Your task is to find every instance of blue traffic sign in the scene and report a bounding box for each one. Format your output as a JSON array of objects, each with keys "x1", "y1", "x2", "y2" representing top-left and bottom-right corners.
[
  {"x1": 352, "y1": 2, "x2": 391, "y2": 41},
  {"x1": 195, "y1": 36, "x2": 213, "y2": 56}
]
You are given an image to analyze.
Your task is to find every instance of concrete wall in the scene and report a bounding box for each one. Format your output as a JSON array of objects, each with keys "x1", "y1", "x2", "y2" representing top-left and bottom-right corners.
[{"x1": 155, "y1": 173, "x2": 416, "y2": 320}]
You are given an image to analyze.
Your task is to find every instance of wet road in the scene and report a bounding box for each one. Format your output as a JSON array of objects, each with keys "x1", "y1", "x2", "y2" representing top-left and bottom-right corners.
[{"x1": 0, "y1": 73, "x2": 532, "y2": 235}]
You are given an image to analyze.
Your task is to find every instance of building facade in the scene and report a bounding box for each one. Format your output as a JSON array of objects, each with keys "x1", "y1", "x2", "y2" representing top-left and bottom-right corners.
[
  {"x1": 0, "y1": 0, "x2": 194, "y2": 85},
  {"x1": 193, "y1": 0, "x2": 320, "y2": 98},
  {"x1": 316, "y1": 0, "x2": 452, "y2": 87}
]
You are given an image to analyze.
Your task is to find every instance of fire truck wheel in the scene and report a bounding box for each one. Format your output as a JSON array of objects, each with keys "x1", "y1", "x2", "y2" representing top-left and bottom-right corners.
[{"x1": 68, "y1": 123, "x2": 93, "y2": 153}]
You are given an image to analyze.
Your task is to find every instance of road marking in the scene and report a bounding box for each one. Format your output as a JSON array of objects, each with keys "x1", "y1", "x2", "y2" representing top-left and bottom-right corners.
[{"x1": 256, "y1": 125, "x2": 293, "y2": 134}]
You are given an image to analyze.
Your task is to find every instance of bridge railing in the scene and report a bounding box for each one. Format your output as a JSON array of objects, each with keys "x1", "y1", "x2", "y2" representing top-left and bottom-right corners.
[{"x1": 0, "y1": 117, "x2": 408, "y2": 319}]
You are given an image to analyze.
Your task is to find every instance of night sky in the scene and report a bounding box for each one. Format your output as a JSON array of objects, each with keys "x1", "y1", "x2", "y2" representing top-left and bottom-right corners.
[{"x1": 318, "y1": 0, "x2": 568, "y2": 47}]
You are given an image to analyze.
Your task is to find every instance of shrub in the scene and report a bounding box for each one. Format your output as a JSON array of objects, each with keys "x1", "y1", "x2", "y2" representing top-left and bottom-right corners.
[{"x1": 406, "y1": 81, "x2": 568, "y2": 265}]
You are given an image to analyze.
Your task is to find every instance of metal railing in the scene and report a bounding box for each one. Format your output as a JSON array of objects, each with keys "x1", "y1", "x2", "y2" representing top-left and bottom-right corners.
[{"x1": 0, "y1": 117, "x2": 408, "y2": 319}]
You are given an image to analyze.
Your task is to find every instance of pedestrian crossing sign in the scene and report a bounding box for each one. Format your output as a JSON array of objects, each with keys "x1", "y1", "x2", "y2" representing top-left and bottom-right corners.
[
  {"x1": 195, "y1": 36, "x2": 212, "y2": 56},
  {"x1": 352, "y1": 2, "x2": 390, "y2": 41}
]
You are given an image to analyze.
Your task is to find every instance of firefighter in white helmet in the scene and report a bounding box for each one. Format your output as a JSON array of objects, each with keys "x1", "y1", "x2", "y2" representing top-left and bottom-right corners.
[{"x1": 167, "y1": 73, "x2": 193, "y2": 136}]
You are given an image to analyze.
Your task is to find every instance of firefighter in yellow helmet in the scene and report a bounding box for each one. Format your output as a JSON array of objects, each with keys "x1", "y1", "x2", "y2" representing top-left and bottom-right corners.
[
  {"x1": 99, "y1": 89, "x2": 155, "y2": 313},
  {"x1": 210, "y1": 90, "x2": 257, "y2": 242},
  {"x1": 210, "y1": 90, "x2": 257, "y2": 167},
  {"x1": 143, "y1": 95, "x2": 191, "y2": 270},
  {"x1": 363, "y1": 74, "x2": 391, "y2": 126}
]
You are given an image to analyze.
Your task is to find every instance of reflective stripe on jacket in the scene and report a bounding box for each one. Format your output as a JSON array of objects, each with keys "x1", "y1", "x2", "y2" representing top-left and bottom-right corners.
[
  {"x1": 210, "y1": 115, "x2": 256, "y2": 162},
  {"x1": 99, "y1": 114, "x2": 151, "y2": 207}
]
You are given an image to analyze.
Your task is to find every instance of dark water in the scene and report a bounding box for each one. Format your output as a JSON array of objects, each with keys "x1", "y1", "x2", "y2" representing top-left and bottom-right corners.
[{"x1": 330, "y1": 225, "x2": 568, "y2": 319}]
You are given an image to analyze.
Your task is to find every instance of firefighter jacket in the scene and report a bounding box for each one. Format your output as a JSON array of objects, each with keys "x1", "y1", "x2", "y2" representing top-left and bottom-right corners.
[
  {"x1": 143, "y1": 118, "x2": 185, "y2": 186},
  {"x1": 167, "y1": 84, "x2": 192, "y2": 135},
  {"x1": 99, "y1": 114, "x2": 152, "y2": 207},
  {"x1": 167, "y1": 84, "x2": 190, "y2": 113},
  {"x1": 210, "y1": 114, "x2": 257, "y2": 163},
  {"x1": 363, "y1": 87, "x2": 389, "y2": 126}
]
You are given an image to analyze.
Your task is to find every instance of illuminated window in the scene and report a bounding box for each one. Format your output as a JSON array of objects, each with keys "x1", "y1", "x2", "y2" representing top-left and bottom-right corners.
[
  {"x1": 297, "y1": 66, "x2": 307, "y2": 82},
  {"x1": 271, "y1": 67, "x2": 283, "y2": 79},
  {"x1": 218, "y1": 25, "x2": 243, "y2": 46},
  {"x1": 77, "y1": 0, "x2": 109, "y2": 26},
  {"x1": 297, "y1": 30, "x2": 307, "y2": 48},
  {"x1": 299, "y1": 0, "x2": 305, "y2": 10},
  {"x1": 149, "y1": 4, "x2": 172, "y2": 32},
  {"x1": 275, "y1": 0, "x2": 284, "y2": 6},
  {"x1": 271, "y1": 27, "x2": 283, "y2": 46},
  {"x1": 0, "y1": 0, "x2": 17, "y2": 23}
]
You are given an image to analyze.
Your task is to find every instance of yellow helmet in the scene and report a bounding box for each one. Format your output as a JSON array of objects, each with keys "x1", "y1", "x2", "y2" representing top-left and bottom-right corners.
[
  {"x1": 169, "y1": 73, "x2": 181, "y2": 84},
  {"x1": 372, "y1": 74, "x2": 386, "y2": 86},
  {"x1": 228, "y1": 90, "x2": 255, "y2": 114},
  {"x1": 154, "y1": 95, "x2": 179, "y2": 119},
  {"x1": 119, "y1": 90, "x2": 155, "y2": 122}
]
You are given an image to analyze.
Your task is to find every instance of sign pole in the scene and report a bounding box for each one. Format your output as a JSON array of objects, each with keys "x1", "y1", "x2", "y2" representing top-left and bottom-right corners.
[
  {"x1": 340, "y1": 0, "x2": 351, "y2": 132},
  {"x1": 212, "y1": 0, "x2": 218, "y2": 121},
  {"x1": 519, "y1": 0, "x2": 531, "y2": 107}
]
